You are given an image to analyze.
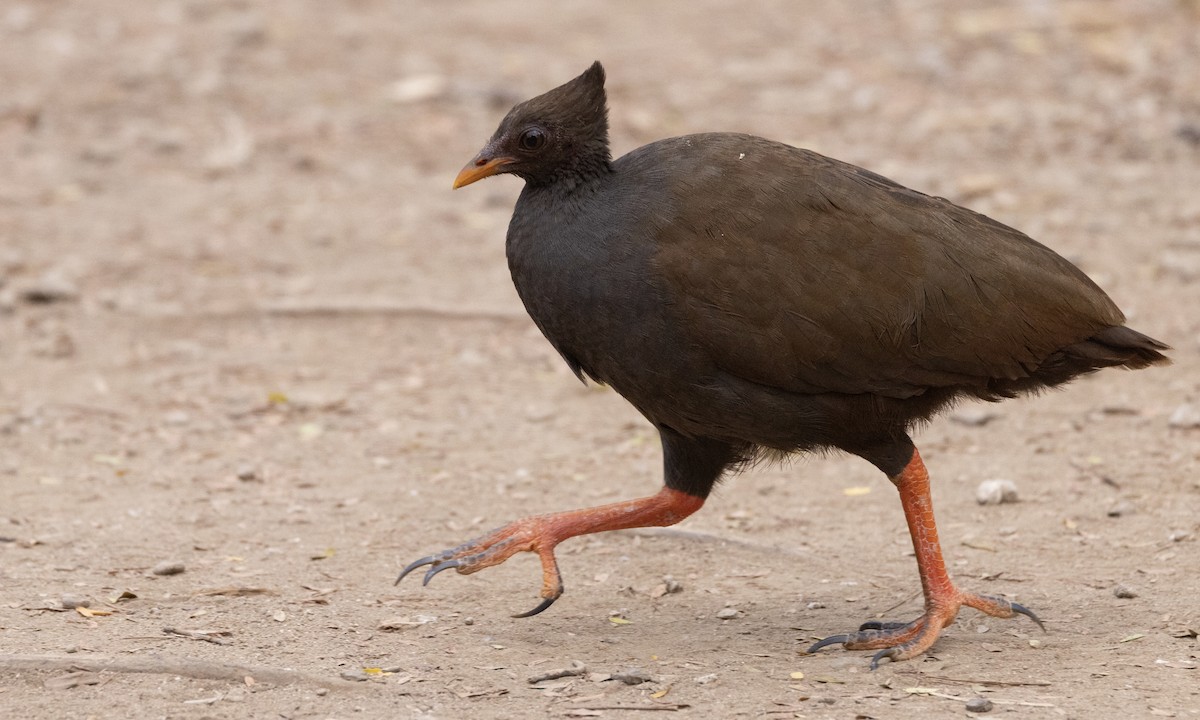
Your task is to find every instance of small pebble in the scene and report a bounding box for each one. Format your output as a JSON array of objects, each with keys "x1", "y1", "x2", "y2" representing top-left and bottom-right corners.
[
  {"x1": 694, "y1": 673, "x2": 718, "y2": 685},
  {"x1": 151, "y1": 561, "x2": 185, "y2": 576},
  {"x1": 1107, "y1": 500, "x2": 1136, "y2": 518},
  {"x1": 1178, "y1": 122, "x2": 1200, "y2": 145},
  {"x1": 388, "y1": 75, "x2": 448, "y2": 104},
  {"x1": 975, "y1": 479, "x2": 1018, "y2": 505},
  {"x1": 339, "y1": 669, "x2": 371, "y2": 682},
  {"x1": 806, "y1": 601, "x2": 826, "y2": 610},
  {"x1": 1029, "y1": 638, "x2": 1042, "y2": 648},
  {"x1": 464, "y1": 616, "x2": 475, "y2": 626},
  {"x1": 315, "y1": 688, "x2": 328, "y2": 697},
  {"x1": 20, "y1": 271, "x2": 79, "y2": 304},
  {"x1": 236, "y1": 464, "x2": 258, "y2": 481},
  {"x1": 715, "y1": 607, "x2": 740, "y2": 619},
  {"x1": 649, "y1": 575, "x2": 684, "y2": 599},
  {"x1": 60, "y1": 594, "x2": 91, "y2": 609},
  {"x1": 1113, "y1": 584, "x2": 1138, "y2": 599},
  {"x1": 612, "y1": 667, "x2": 652, "y2": 685},
  {"x1": 1167, "y1": 403, "x2": 1200, "y2": 429},
  {"x1": 966, "y1": 697, "x2": 994, "y2": 713}
]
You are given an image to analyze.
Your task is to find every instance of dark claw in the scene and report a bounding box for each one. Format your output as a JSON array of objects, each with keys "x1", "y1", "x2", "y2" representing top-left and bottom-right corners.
[
  {"x1": 511, "y1": 596, "x2": 557, "y2": 618},
  {"x1": 870, "y1": 647, "x2": 899, "y2": 671},
  {"x1": 395, "y1": 555, "x2": 439, "y2": 585},
  {"x1": 806, "y1": 634, "x2": 851, "y2": 654},
  {"x1": 1010, "y1": 601, "x2": 1046, "y2": 632},
  {"x1": 423, "y1": 559, "x2": 461, "y2": 585},
  {"x1": 858, "y1": 620, "x2": 910, "y2": 632}
]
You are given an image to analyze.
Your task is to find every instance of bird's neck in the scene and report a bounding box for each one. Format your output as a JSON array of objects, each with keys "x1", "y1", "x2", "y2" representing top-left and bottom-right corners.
[
  {"x1": 550, "y1": 157, "x2": 613, "y2": 193},
  {"x1": 525, "y1": 139, "x2": 614, "y2": 193}
]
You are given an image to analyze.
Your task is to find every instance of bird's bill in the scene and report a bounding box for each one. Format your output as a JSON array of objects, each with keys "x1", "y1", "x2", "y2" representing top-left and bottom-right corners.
[{"x1": 453, "y1": 155, "x2": 515, "y2": 189}]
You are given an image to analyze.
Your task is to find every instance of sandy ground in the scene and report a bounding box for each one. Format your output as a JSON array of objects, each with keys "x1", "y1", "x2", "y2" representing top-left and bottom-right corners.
[{"x1": 2, "y1": 1, "x2": 1199, "y2": 718}]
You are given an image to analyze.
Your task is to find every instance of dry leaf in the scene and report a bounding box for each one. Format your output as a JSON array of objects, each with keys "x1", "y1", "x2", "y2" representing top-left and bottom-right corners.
[
  {"x1": 609, "y1": 616, "x2": 632, "y2": 625},
  {"x1": 75, "y1": 606, "x2": 112, "y2": 617},
  {"x1": 789, "y1": 671, "x2": 805, "y2": 680},
  {"x1": 843, "y1": 486, "x2": 871, "y2": 496}
]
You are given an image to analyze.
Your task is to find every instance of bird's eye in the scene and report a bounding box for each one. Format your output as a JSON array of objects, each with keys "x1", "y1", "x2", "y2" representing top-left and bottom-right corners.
[{"x1": 518, "y1": 128, "x2": 546, "y2": 152}]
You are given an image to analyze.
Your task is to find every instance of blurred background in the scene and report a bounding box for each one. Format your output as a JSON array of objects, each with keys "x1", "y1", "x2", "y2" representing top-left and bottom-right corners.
[
  {"x1": 3, "y1": 0, "x2": 1199, "y2": 321},
  {"x1": 1, "y1": 2, "x2": 1198, "y2": 718}
]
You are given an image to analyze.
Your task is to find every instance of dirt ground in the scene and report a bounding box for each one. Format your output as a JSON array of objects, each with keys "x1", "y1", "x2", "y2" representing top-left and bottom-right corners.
[{"x1": 2, "y1": 1, "x2": 1199, "y2": 718}]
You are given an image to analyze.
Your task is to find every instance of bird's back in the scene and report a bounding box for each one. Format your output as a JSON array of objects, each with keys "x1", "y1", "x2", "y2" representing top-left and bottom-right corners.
[{"x1": 614, "y1": 133, "x2": 1166, "y2": 401}]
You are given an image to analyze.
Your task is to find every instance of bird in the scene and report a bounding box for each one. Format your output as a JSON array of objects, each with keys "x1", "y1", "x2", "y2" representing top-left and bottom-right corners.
[{"x1": 397, "y1": 61, "x2": 1170, "y2": 667}]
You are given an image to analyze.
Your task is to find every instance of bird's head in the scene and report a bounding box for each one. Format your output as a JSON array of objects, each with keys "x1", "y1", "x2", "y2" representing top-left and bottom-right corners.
[{"x1": 453, "y1": 61, "x2": 611, "y2": 189}]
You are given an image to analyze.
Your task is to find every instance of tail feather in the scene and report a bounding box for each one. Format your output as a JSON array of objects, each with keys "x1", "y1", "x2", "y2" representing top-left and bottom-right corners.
[
  {"x1": 1067, "y1": 325, "x2": 1171, "y2": 370},
  {"x1": 985, "y1": 325, "x2": 1169, "y2": 398}
]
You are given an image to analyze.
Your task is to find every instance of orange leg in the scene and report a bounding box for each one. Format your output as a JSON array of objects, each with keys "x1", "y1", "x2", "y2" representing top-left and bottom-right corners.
[
  {"x1": 397, "y1": 487, "x2": 704, "y2": 617},
  {"x1": 808, "y1": 448, "x2": 1043, "y2": 668}
]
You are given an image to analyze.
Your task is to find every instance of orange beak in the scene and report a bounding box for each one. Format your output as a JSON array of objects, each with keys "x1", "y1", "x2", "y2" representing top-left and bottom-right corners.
[{"x1": 453, "y1": 155, "x2": 515, "y2": 189}]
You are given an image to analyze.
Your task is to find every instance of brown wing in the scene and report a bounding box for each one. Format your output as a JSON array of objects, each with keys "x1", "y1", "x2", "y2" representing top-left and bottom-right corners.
[{"x1": 645, "y1": 134, "x2": 1125, "y2": 399}]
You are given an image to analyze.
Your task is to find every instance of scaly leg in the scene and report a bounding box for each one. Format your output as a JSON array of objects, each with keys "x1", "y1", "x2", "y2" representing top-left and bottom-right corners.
[
  {"x1": 808, "y1": 448, "x2": 1044, "y2": 668},
  {"x1": 397, "y1": 487, "x2": 704, "y2": 617}
]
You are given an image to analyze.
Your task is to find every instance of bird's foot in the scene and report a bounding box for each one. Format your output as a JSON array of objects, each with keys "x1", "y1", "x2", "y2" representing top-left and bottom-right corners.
[
  {"x1": 396, "y1": 487, "x2": 705, "y2": 618},
  {"x1": 397, "y1": 517, "x2": 565, "y2": 617},
  {"x1": 807, "y1": 591, "x2": 1044, "y2": 669}
]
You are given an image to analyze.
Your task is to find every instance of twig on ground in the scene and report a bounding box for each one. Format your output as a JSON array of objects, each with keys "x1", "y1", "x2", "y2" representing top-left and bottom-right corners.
[
  {"x1": 569, "y1": 705, "x2": 690, "y2": 712},
  {"x1": 0, "y1": 654, "x2": 360, "y2": 690},
  {"x1": 163, "y1": 627, "x2": 232, "y2": 646},
  {"x1": 623, "y1": 527, "x2": 808, "y2": 557},
  {"x1": 528, "y1": 660, "x2": 587, "y2": 684},
  {"x1": 905, "y1": 687, "x2": 1056, "y2": 708},
  {"x1": 874, "y1": 590, "x2": 923, "y2": 618},
  {"x1": 894, "y1": 669, "x2": 1051, "y2": 688}
]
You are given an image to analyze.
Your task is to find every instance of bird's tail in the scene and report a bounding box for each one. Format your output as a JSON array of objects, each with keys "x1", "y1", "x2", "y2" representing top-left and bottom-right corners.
[
  {"x1": 1064, "y1": 325, "x2": 1171, "y2": 370},
  {"x1": 987, "y1": 325, "x2": 1170, "y2": 398}
]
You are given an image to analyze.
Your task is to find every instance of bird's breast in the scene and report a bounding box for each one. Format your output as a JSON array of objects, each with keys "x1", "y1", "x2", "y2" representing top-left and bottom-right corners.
[{"x1": 505, "y1": 209, "x2": 686, "y2": 392}]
